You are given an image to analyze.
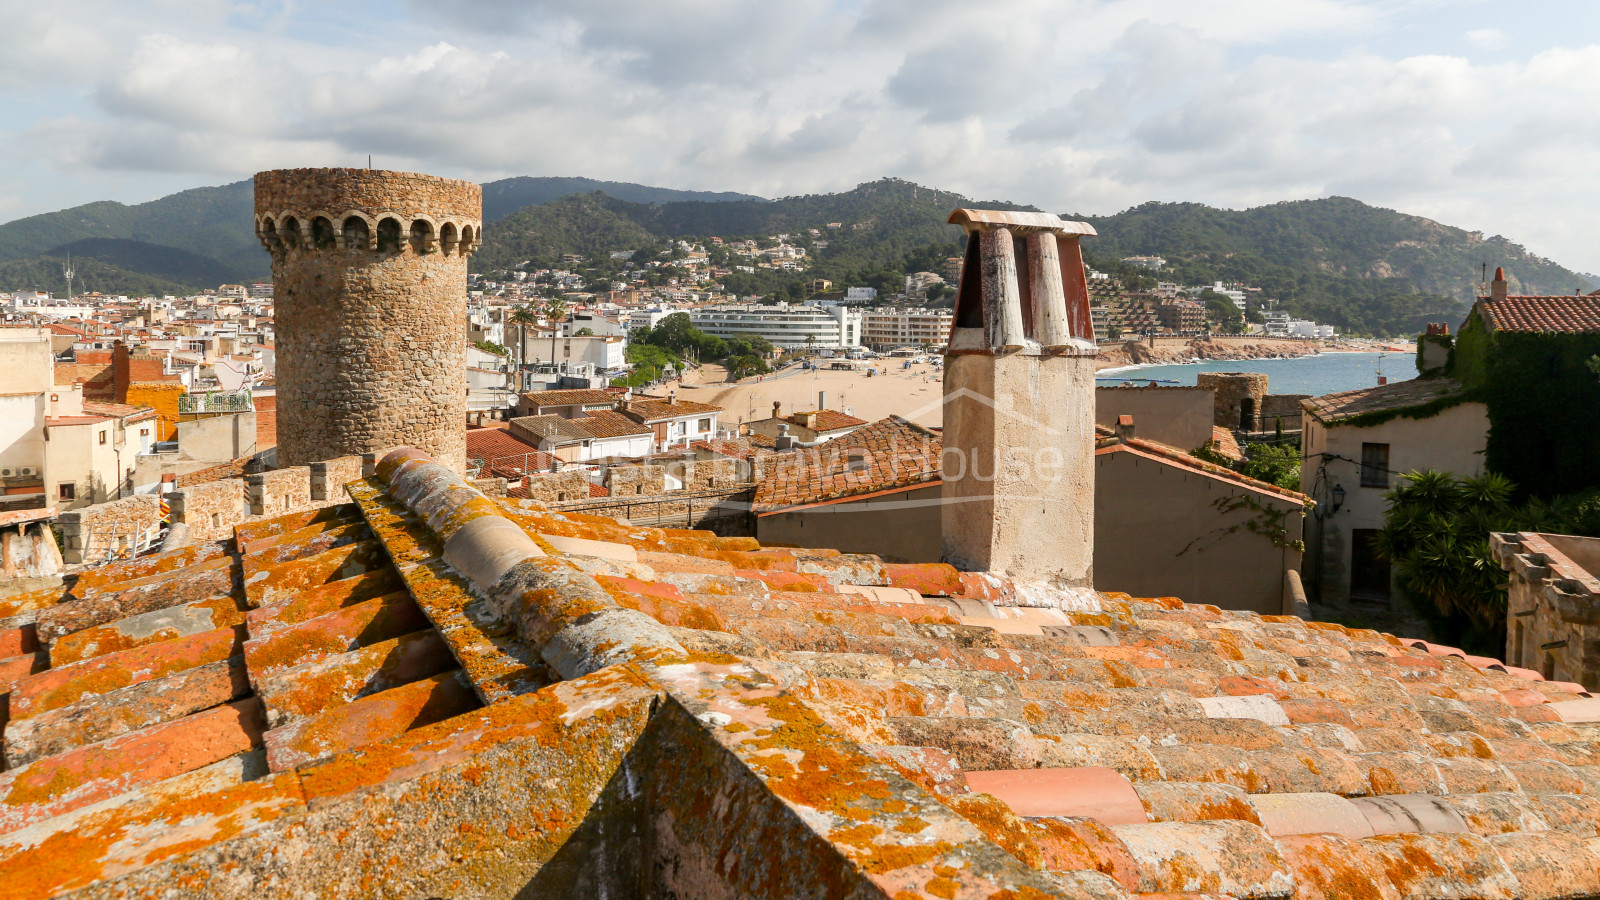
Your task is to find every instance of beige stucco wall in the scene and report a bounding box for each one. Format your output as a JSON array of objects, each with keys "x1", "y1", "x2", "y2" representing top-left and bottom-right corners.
[
  {"x1": 1094, "y1": 450, "x2": 1304, "y2": 613},
  {"x1": 941, "y1": 349, "x2": 1097, "y2": 586},
  {"x1": 758, "y1": 484, "x2": 942, "y2": 563},
  {"x1": 44, "y1": 419, "x2": 131, "y2": 509},
  {"x1": 1301, "y1": 401, "x2": 1488, "y2": 604},
  {"x1": 0, "y1": 329, "x2": 51, "y2": 478},
  {"x1": 176, "y1": 412, "x2": 258, "y2": 462},
  {"x1": 1095, "y1": 385, "x2": 1214, "y2": 451}
]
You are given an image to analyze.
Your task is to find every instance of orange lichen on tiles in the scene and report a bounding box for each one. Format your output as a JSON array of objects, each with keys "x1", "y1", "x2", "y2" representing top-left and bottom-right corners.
[{"x1": 10, "y1": 626, "x2": 241, "y2": 720}]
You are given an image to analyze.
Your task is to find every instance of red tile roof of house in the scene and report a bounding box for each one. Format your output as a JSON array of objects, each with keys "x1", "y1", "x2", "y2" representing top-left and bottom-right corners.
[
  {"x1": 2, "y1": 448, "x2": 1597, "y2": 899},
  {"x1": 786, "y1": 409, "x2": 869, "y2": 432},
  {"x1": 622, "y1": 397, "x2": 724, "y2": 422},
  {"x1": 753, "y1": 416, "x2": 941, "y2": 511},
  {"x1": 1302, "y1": 377, "x2": 1466, "y2": 425},
  {"x1": 520, "y1": 388, "x2": 616, "y2": 408},
  {"x1": 465, "y1": 428, "x2": 560, "y2": 474},
  {"x1": 81, "y1": 401, "x2": 156, "y2": 421},
  {"x1": 1479, "y1": 295, "x2": 1600, "y2": 333},
  {"x1": 1096, "y1": 435, "x2": 1310, "y2": 502},
  {"x1": 572, "y1": 409, "x2": 652, "y2": 439}
]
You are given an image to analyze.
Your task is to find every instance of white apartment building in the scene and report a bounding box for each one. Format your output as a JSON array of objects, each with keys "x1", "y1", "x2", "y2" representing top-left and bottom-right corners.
[
  {"x1": 861, "y1": 308, "x2": 953, "y2": 351},
  {"x1": 627, "y1": 308, "x2": 676, "y2": 333},
  {"x1": 689, "y1": 304, "x2": 862, "y2": 350}
]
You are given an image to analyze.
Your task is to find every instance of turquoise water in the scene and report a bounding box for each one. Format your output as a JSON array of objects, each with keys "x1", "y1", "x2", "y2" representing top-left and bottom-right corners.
[{"x1": 1097, "y1": 351, "x2": 1411, "y2": 397}]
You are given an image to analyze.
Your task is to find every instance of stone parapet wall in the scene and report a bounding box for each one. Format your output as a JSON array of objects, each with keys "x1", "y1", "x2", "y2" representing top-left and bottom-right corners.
[
  {"x1": 607, "y1": 465, "x2": 667, "y2": 497},
  {"x1": 247, "y1": 468, "x2": 313, "y2": 518},
  {"x1": 310, "y1": 456, "x2": 365, "y2": 504},
  {"x1": 57, "y1": 495, "x2": 163, "y2": 564},
  {"x1": 1494, "y1": 531, "x2": 1600, "y2": 687},
  {"x1": 680, "y1": 457, "x2": 746, "y2": 490},
  {"x1": 521, "y1": 470, "x2": 593, "y2": 504},
  {"x1": 169, "y1": 480, "x2": 247, "y2": 543}
]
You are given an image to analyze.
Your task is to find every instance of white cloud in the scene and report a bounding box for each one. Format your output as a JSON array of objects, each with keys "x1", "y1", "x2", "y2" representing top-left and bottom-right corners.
[
  {"x1": 3, "y1": 0, "x2": 1600, "y2": 273},
  {"x1": 1466, "y1": 28, "x2": 1510, "y2": 50}
]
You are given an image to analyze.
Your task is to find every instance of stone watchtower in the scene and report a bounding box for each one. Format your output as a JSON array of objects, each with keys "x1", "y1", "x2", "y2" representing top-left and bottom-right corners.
[
  {"x1": 255, "y1": 169, "x2": 481, "y2": 472},
  {"x1": 941, "y1": 209, "x2": 1099, "y2": 589},
  {"x1": 1197, "y1": 371, "x2": 1268, "y2": 431}
]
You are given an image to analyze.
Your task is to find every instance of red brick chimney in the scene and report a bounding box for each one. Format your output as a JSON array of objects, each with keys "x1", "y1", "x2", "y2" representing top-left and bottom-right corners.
[
  {"x1": 112, "y1": 340, "x2": 131, "y2": 404},
  {"x1": 1490, "y1": 267, "x2": 1508, "y2": 301}
]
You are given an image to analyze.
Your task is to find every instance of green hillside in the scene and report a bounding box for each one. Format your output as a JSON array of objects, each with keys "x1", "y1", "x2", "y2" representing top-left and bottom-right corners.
[
  {"x1": 481, "y1": 177, "x2": 762, "y2": 222},
  {"x1": 0, "y1": 180, "x2": 262, "y2": 279},
  {"x1": 0, "y1": 254, "x2": 198, "y2": 298},
  {"x1": 1074, "y1": 198, "x2": 1596, "y2": 335}
]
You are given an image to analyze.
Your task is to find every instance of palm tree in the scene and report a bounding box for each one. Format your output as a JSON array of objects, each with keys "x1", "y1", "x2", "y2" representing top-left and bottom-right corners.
[
  {"x1": 506, "y1": 305, "x2": 540, "y2": 391},
  {"x1": 541, "y1": 297, "x2": 569, "y2": 371}
]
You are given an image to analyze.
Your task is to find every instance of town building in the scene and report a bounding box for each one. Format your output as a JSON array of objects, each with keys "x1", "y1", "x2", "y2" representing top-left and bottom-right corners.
[
  {"x1": 744, "y1": 397, "x2": 868, "y2": 445},
  {"x1": 860, "y1": 307, "x2": 953, "y2": 350},
  {"x1": 1300, "y1": 378, "x2": 1488, "y2": 606},
  {"x1": 689, "y1": 303, "x2": 862, "y2": 350}
]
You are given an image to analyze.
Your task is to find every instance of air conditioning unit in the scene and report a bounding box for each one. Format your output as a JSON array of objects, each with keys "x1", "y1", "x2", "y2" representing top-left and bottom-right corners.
[
  {"x1": 19, "y1": 467, "x2": 37, "y2": 477},
  {"x1": 0, "y1": 468, "x2": 12, "y2": 477}
]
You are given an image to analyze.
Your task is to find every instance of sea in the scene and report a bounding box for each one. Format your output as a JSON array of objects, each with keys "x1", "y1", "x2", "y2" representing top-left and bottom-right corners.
[{"x1": 1096, "y1": 351, "x2": 1411, "y2": 397}]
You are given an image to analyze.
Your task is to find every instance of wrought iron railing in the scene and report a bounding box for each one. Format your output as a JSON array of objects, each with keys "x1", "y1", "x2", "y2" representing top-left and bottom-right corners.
[{"x1": 179, "y1": 391, "x2": 254, "y2": 414}]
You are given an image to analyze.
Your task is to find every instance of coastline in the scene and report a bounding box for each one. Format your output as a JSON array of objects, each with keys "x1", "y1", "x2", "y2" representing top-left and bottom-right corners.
[{"x1": 1093, "y1": 337, "x2": 1407, "y2": 372}]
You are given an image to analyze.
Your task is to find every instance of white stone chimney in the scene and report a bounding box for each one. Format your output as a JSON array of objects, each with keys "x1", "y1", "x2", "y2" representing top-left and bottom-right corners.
[{"x1": 940, "y1": 209, "x2": 1099, "y2": 590}]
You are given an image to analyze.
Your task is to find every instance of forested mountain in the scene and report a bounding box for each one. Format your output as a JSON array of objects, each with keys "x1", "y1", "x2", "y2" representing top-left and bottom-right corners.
[
  {"x1": 1, "y1": 172, "x2": 1591, "y2": 337},
  {"x1": 1073, "y1": 198, "x2": 1595, "y2": 334},
  {"x1": 481, "y1": 177, "x2": 762, "y2": 222}
]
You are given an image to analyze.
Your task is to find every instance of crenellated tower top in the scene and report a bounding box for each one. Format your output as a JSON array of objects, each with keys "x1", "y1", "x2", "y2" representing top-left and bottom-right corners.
[{"x1": 254, "y1": 168, "x2": 482, "y2": 258}]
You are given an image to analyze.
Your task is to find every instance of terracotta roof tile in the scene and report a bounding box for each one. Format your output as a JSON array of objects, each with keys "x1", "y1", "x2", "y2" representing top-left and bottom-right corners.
[
  {"x1": 1301, "y1": 377, "x2": 1466, "y2": 425},
  {"x1": 1480, "y1": 295, "x2": 1600, "y2": 333},
  {"x1": 6, "y1": 446, "x2": 1599, "y2": 900},
  {"x1": 519, "y1": 388, "x2": 616, "y2": 407},
  {"x1": 753, "y1": 415, "x2": 942, "y2": 511},
  {"x1": 464, "y1": 427, "x2": 560, "y2": 475}
]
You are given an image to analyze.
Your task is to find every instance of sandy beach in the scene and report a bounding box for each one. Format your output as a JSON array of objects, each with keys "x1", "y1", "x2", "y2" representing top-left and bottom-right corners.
[
  {"x1": 672, "y1": 337, "x2": 1419, "y2": 431},
  {"x1": 691, "y1": 359, "x2": 949, "y2": 428}
]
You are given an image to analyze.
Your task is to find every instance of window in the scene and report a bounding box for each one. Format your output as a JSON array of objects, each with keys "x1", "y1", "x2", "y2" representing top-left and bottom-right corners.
[
  {"x1": 1360, "y1": 442, "x2": 1389, "y2": 487},
  {"x1": 98, "y1": 431, "x2": 107, "y2": 445},
  {"x1": 140, "y1": 428, "x2": 150, "y2": 437},
  {"x1": 697, "y1": 418, "x2": 711, "y2": 432},
  {"x1": 58, "y1": 483, "x2": 75, "y2": 501}
]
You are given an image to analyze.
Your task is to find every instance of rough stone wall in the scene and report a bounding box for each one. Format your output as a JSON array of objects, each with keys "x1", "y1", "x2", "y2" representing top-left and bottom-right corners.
[
  {"x1": 310, "y1": 456, "x2": 365, "y2": 503},
  {"x1": 1197, "y1": 372, "x2": 1269, "y2": 430},
  {"x1": 247, "y1": 468, "x2": 313, "y2": 517},
  {"x1": 1260, "y1": 394, "x2": 1309, "y2": 433},
  {"x1": 57, "y1": 495, "x2": 163, "y2": 564},
  {"x1": 682, "y1": 457, "x2": 746, "y2": 490},
  {"x1": 1496, "y1": 532, "x2": 1600, "y2": 686},
  {"x1": 256, "y1": 168, "x2": 482, "y2": 473},
  {"x1": 170, "y1": 480, "x2": 248, "y2": 543},
  {"x1": 607, "y1": 465, "x2": 667, "y2": 497},
  {"x1": 522, "y1": 470, "x2": 594, "y2": 504}
]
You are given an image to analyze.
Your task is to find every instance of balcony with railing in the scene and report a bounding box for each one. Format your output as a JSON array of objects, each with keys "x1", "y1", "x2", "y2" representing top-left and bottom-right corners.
[{"x1": 179, "y1": 390, "x2": 254, "y2": 415}]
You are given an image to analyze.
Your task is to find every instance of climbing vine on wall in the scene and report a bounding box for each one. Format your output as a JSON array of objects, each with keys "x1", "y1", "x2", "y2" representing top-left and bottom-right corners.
[{"x1": 1176, "y1": 493, "x2": 1309, "y2": 556}]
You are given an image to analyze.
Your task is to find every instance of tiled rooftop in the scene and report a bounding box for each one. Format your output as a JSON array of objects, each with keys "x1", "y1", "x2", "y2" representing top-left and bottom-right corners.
[
  {"x1": 568, "y1": 409, "x2": 652, "y2": 439},
  {"x1": 1479, "y1": 295, "x2": 1600, "y2": 334},
  {"x1": 508, "y1": 414, "x2": 592, "y2": 444},
  {"x1": 2, "y1": 447, "x2": 1599, "y2": 898},
  {"x1": 519, "y1": 388, "x2": 617, "y2": 407},
  {"x1": 465, "y1": 427, "x2": 561, "y2": 475},
  {"x1": 1301, "y1": 377, "x2": 1467, "y2": 425},
  {"x1": 753, "y1": 415, "x2": 941, "y2": 511},
  {"x1": 623, "y1": 396, "x2": 724, "y2": 421}
]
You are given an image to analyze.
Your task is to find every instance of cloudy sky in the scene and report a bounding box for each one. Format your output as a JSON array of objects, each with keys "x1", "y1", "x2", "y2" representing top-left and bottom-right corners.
[{"x1": 3, "y1": 0, "x2": 1597, "y2": 270}]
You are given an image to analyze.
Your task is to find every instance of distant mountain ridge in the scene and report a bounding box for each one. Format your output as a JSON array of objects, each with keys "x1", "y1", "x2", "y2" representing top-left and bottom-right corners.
[{"x1": 0, "y1": 175, "x2": 1590, "y2": 337}]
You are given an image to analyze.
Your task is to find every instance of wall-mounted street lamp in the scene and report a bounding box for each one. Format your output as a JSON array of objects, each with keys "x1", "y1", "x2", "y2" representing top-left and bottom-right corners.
[{"x1": 1329, "y1": 483, "x2": 1346, "y2": 514}]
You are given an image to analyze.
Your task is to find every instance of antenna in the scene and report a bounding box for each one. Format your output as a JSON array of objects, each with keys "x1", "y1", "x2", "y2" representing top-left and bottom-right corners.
[
  {"x1": 367, "y1": 154, "x2": 372, "y2": 170},
  {"x1": 63, "y1": 253, "x2": 75, "y2": 301}
]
